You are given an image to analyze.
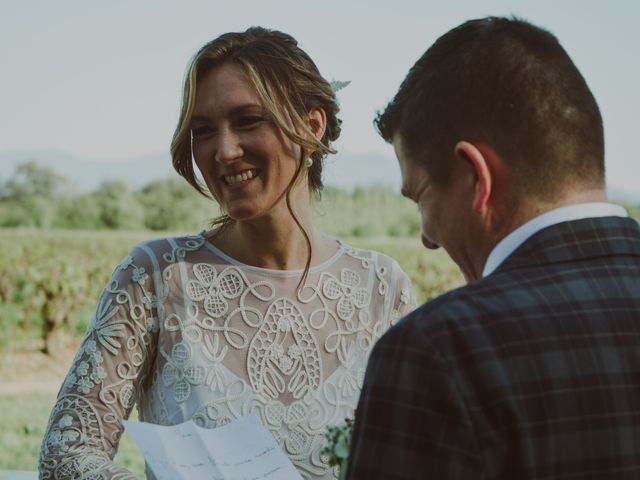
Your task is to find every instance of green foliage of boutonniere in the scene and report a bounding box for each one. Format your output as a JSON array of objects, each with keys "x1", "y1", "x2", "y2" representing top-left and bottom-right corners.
[{"x1": 322, "y1": 417, "x2": 353, "y2": 479}]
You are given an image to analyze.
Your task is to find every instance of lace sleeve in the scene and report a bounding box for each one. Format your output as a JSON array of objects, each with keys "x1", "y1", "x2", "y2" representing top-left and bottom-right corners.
[
  {"x1": 391, "y1": 265, "x2": 417, "y2": 326},
  {"x1": 39, "y1": 245, "x2": 160, "y2": 480}
]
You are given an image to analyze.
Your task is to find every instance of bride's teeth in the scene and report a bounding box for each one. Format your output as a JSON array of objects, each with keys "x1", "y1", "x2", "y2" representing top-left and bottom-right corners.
[{"x1": 225, "y1": 170, "x2": 257, "y2": 185}]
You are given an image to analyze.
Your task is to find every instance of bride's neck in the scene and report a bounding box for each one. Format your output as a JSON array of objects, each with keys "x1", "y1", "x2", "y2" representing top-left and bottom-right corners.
[{"x1": 212, "y1": 199, "x2": 336, "y2": 270}]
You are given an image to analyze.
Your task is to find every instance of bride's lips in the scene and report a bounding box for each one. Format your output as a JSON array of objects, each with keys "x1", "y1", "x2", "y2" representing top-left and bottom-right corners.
[{"x1": 221, "y1": 168, "x2": 261, "y2": 189}]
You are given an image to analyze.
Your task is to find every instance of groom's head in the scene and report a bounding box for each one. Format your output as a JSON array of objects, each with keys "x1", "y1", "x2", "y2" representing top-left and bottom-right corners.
[{"x1": 377, "y1": 17, "x2": 606, "y2": 281}]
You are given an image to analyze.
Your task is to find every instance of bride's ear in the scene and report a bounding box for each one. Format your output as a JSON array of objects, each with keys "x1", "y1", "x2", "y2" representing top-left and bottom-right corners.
[{"x1": 306, "y1": 108, "x2": 327, "y2": 140}]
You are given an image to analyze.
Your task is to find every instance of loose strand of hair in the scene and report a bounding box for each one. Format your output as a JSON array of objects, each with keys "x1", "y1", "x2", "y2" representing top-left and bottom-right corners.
[
  {"x1": 244, "y1": 63, "x2": 331, "y2": 158},
  {"x1": 285, "y1": 154, "x2": 313, "y2": 295}
]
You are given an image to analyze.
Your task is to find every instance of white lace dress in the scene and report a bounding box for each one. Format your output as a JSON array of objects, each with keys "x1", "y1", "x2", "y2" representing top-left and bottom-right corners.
[{"x1": 39, "y1": 233, "x2": 415, "y2": 479}]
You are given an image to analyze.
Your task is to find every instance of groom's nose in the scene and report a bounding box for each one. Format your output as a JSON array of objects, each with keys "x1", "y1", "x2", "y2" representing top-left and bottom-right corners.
[{"x1": 421, "y1": 233, "x2": 439, "y2": 250}]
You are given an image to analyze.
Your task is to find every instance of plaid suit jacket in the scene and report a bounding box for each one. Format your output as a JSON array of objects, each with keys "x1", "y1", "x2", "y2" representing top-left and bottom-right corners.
[{"x1": 348, "y1": 216, "x2": 640, "y2": 479}]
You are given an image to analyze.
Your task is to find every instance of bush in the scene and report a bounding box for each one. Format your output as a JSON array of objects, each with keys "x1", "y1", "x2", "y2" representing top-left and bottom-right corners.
[
  {"x1": 138, "y1": 178, "x2": 212, "y2": 231},
  {"x1": 93, "y1": 180, "x2": 145, "y2": 229},
  {"x1": 54, "y1": 195, "x2": 102, "y2": 229}
]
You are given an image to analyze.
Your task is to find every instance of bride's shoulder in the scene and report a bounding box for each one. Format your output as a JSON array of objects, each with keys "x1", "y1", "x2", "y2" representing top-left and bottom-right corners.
[
  {"x1": 117, "y1": 232, "x2": 211, "y2": 272},
  {"x1": 336, "y1": 240, "x2": 406, "y2": 274},
  {"x1": 335, "y1": 241, "x2": 416, "y2": 316}
]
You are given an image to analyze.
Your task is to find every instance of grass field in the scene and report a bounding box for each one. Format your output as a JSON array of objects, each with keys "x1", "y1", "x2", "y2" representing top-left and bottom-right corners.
[{"x1": 0, "y1": 393, "x2": 146, "y2": 476}]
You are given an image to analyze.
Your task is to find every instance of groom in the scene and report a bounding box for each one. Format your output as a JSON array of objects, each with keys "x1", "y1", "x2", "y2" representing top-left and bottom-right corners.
[{"x1": 348, "y1": 16, "x2": 640, "y2": 479}]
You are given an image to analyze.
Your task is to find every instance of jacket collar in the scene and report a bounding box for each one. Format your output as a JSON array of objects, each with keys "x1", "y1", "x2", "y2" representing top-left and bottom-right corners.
[{"x1": 494, "y1": 216, "x2": 640, "y2": 275}]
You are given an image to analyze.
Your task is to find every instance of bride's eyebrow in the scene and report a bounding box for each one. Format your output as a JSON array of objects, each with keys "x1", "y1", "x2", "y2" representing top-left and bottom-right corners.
[
  {"x1": 191, "y1": 103, "x2": 265, "y2": 123},
  {"x1": 229, "y1": 104, "x2": 266, "y2": 117}
]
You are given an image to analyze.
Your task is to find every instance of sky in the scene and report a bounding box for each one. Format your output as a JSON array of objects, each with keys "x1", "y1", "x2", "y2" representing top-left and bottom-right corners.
[{"x1": 1, "y1": 0, "x2": 639, "y2": 196}]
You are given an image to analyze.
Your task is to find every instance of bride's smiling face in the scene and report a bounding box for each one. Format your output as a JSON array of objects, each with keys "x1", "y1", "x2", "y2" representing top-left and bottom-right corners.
[{"x1": 190, "y1": 63, "x2": 302, "y2": 221}]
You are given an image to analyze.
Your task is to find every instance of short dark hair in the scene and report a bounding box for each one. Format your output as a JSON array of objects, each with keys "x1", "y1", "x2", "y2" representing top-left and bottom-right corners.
[{"x1": 376, "y1": 17, "x2": 604, "y2": 197}]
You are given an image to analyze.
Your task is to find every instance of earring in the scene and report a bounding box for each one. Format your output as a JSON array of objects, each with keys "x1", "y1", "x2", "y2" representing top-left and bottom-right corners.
[{"x1": 306, "y1": 157, "x2": 313, "y2": 167}]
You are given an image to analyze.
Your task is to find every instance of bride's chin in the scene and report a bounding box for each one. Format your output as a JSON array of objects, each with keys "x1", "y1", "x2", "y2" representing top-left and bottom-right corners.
[{"x1": 225, "y1": 204, "x2": 262, "y2": 222}]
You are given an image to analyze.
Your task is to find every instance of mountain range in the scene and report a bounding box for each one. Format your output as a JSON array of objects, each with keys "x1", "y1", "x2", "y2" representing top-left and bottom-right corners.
[{"x1": 0, "y1": 148, "x2": 402, "y2": 193}]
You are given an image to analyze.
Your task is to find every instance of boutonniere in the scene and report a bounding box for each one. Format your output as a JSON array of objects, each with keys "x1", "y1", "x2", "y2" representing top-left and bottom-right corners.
[{"x1": 322, "y1": 417, "x2": 353, "y2": 479}]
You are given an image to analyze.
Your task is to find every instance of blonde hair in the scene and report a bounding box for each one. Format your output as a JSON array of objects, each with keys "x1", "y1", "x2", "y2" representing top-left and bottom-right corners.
[{"x1": 170, "y1": 27, "x2": 342, "y2": 287}]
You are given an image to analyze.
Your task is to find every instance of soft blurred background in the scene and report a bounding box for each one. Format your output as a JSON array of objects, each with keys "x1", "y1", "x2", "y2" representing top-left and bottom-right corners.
[{"x1": 1, "y1": 0, "x2": 638, "y2": 476}]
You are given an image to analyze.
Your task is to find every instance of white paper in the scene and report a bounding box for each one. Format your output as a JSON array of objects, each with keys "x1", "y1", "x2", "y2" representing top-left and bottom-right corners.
[{"x1": 123, "y1": 413, "x2": 302, "y2": 480}]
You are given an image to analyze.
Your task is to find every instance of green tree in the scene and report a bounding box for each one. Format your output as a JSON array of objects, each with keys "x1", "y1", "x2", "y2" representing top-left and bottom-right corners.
[
  {"x1": 0, "y1": 161, "x2": 66, "y2": 200},
  {"x1": 0, "y1": 161, "x2": 67, "y2": 227},
  {"x1": 138, "y1": 178, "x2": 212, "y2": 231},
  {"x1": 92, "y1": 180, "x2": 144, "y2": 229},
  {"x1": 54, "y1": 194, "x2": 102, "y2": 229}
]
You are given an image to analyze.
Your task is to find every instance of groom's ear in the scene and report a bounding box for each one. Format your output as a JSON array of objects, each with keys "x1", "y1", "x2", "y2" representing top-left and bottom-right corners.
[{"x1": 453, "y1": 141, "x2": 507, "y2": 229}]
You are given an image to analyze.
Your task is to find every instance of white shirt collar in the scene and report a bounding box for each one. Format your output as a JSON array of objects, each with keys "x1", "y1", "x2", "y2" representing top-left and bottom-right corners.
[{"x1": 482, "y1": 202, "x2": 628, "y2": 277}]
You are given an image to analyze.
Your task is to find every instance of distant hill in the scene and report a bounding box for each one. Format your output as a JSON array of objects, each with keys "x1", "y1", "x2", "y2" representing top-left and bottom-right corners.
[
  {"x1": 0, "y1": 149, "x2": 402, "y2": 193},
  {"x1": 0, "y1": 149, "x2": 174, "y2": 193},
  {"x1": 322, "y1": 151, "x2": 402, "y2": 191}
]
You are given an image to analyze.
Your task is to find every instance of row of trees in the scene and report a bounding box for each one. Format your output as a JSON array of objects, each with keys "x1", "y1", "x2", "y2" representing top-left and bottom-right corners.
[
  {"x1": 0, "y1": 161, "x2": 423, "y2": 237},
  {"x1": 3, "y1": 161, "x2": 639, "y2": 236},
  {"x1": 0, "y1": 161, "x2": 215, "y2": 231}
]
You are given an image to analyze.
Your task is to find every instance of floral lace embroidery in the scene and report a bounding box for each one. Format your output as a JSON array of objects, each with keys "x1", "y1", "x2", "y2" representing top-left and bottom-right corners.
[
  {"x1": 248, "y1": 298, "x2": 322, "y2": 400},
  {"x1": 322, "y1": 269, "x2": 371, "y2": 321},
  {"x1": 186, "y1": 264, "x2": 244, "y2": 318},
  {"x1": 161, "y1": 342, "x2": 205, "y2": 403}
]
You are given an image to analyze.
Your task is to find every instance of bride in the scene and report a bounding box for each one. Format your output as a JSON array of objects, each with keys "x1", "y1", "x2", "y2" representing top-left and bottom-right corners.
[{"x1": 39, "y1": 27, "x2": 415, "y2": 479}]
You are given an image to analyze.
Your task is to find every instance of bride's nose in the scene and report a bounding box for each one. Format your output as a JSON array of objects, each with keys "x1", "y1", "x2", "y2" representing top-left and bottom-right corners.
[{"x1": 214, "y1": 129, "x2": 243, "y2": 164}]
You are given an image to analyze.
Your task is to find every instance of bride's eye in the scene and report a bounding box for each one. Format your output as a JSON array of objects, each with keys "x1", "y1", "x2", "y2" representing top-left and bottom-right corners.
[
  {"x1": 236, "y1": 116, "x2": 263, "y2": 128},
  {"x1": 192, "y1": 126, "x2": 214, "y2": 138}
]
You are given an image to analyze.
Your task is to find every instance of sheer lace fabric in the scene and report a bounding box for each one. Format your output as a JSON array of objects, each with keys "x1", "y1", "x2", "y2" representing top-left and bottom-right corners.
[{"x1": 39, "y1": 233, "x2": 416, "y2": 479}]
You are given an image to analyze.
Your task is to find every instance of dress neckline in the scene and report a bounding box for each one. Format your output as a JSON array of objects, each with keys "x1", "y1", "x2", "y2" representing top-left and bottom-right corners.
[{"x1": 198, "y1": 231, "x2": 346, "y2": 277}]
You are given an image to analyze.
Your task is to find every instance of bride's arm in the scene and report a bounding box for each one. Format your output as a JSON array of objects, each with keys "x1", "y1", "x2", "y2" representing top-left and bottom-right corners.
[
  {"x1": 390, "y1": 261, "x2": 418, "y2": 327},
  {"x1": 39, "y1": 245, "x2": 160, "y2": 480}
]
